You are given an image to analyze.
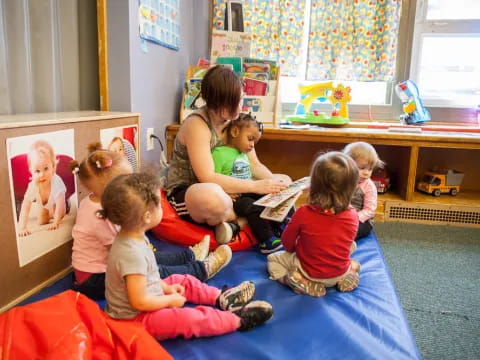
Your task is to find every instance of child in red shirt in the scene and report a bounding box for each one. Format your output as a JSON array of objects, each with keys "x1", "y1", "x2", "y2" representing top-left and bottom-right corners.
[{"x1": 267, "y1": 151, "x2": 361, "y2": 297}]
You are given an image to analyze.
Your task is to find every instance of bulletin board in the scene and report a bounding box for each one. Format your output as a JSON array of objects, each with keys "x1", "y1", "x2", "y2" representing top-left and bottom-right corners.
[
  {"x1": 139, "y1": 0, "x2": 180, "y2": 51},
  {"x1": 0, "y1": 112, "x2": 140, "y2": 311}
]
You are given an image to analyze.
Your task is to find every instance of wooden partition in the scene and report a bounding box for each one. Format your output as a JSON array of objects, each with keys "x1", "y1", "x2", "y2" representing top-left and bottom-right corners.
[{"x1": 0, "y1": 111, "x2": 140, "y2": 311}]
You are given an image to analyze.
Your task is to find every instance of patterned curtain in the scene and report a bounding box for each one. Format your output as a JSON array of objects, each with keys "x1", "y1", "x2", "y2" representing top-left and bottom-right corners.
[
  {"x1": 307, "y1": 0, "x2": 402, "y2": 81},
  {"x1": 212, "y1": 0, "x2": 306, "y2": 76}
]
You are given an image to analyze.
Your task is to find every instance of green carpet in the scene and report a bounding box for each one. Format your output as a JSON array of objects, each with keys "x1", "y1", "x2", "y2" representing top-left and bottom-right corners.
[{"x1": 374, "y1": 222, "x2": 480, "y2": 360}]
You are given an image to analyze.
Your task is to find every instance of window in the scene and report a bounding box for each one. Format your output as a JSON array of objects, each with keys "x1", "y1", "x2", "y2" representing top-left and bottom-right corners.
[
  {"x1": 410, "y1": 0, "x2": 480, "y2": 108},
  {"x1": 281, "y1": 0, "x2": 480, "y2": 123},
  {"x1": 279, "y1": 0, "x2": 405, "y2": 122}
]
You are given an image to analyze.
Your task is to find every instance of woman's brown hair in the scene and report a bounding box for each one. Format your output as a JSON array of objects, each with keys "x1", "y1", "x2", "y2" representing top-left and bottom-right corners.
[
  {"x1": 308, "y1": 151, "x2": 359, "y2": 214},
  {"x1": 98, "y1": 172, "x2": 161, "y2": 230},
  {"x1": 201, "y1": 65, "x2": 242, "y2": 116}
]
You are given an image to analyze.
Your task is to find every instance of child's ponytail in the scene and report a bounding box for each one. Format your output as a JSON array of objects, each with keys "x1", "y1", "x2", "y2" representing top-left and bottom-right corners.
[
  {"x1": 70, "y1": 160, "x2": 80, "y2": 175},
  {"x1": 89, "y1": 152, "x2": 114, "y2": 171}
]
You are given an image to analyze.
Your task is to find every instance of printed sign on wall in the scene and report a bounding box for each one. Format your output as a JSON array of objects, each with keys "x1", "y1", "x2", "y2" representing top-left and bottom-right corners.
[{"x1": 210, "y1": 29, "x2": 251, "y2": 63}]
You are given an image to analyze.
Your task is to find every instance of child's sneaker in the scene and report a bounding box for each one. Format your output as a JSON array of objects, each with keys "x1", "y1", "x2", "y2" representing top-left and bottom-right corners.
[
  {"x1": 217, "y1": 281, "x2": 255, "y2": 312},
  {"x1": 234, "y1": 300, "x2": 274, "y2": 331},
  {"x1": 286, "y1": 269, "x2": 326, "y2": 297},
  {"x1": 336, "y1": 272, "x2": 359, "y2": 292},
  {"x1": 203, "y1": 245, "x2": 232, "y2": 279},
  {"x1": 215, "y1": 221, "x2": 240, "y2": 244},
  {"x1": 190, "y1": 235, "x2": 210, "y2": 261},
  {"x1": 259, "y1": 236, "x2": 284, "y2": 254}
]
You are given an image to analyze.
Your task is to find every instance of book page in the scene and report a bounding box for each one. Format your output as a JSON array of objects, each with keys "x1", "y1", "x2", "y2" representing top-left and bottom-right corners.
[
  {"x1": 260, "y1": 191, "x2": 301, "y2": 222},
  {"x1": 254, "y1": 176, "x2": 310, "y2": 208}
]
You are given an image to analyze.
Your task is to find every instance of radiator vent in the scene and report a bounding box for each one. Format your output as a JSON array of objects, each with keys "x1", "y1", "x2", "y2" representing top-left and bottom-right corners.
[{"x1": 385, "y1": 201, "x2": 480, "y2": 228}]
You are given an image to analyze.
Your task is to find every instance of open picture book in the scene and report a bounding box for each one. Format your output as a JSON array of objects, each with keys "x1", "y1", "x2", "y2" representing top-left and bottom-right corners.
[{"x1": 254, "y1": 176, "x2": 310, "y2": 222}]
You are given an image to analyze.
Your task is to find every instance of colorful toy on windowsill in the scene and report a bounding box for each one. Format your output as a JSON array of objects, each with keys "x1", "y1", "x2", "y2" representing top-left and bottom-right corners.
[
  {"x1": 417, "y1": 169, "x2": 464, "y2": 197},
  {"x1": 394, "y1": 80, "x2": 431, "y2": 125},
  {"x1": 286, "y1": 82, "x2": 351, "y2": 125}
]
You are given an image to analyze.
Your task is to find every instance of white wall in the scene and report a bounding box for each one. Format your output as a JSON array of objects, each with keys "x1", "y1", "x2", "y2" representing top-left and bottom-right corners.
[{"x1": 107, "y1": 0, "x2": 210, "y2": 164}]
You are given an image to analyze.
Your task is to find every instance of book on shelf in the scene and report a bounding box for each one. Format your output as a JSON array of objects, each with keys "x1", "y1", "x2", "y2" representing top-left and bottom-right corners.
[
  {"x1": 243, "y1": 77, "x2": 268, "y2": 96},
  {"x1": 254, "y1": 176, "x2": 310, "y2": 222}
]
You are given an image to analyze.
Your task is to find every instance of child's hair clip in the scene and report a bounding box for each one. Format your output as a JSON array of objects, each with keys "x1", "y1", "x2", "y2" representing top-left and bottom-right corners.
[
  {"x1": 104, "y1": 159, "x2": 113, "y2": 168},
  {"x1": 95, "y1": 209, "x2": 106, "y2": 219},
  {"x1": 96, "y1": 160, "x2": 102, "y2": 169},
  {"x1": 72, "y1": 166, "x2": 80, "y2": 175}
]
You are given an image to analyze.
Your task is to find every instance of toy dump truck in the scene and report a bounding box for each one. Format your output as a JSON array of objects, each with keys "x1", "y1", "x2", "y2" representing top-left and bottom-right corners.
[{"x1": 417, "y1": 169, "x2": 464, "y2": 196}]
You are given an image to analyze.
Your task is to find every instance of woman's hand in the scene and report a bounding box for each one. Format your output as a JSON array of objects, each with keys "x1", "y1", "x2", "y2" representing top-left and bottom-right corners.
[
  {"x1": 253, "y1": 178, "x2": 289, "y2": 194},
  {"x1": 272, "y1": 174, "x2": 293, "y2": 186}
]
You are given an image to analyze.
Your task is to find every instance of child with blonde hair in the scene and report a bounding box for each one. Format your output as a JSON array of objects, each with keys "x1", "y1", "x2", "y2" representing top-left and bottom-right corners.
[
  {"x1": 343, "y1": 141, "x2": 384, "y2": 240},
  {"x1": 71, "y1": 143, "x2": 230, "y2": 300},
  {"x1": 18, "y1": 140, "x2": 67, "y2": 236},
  {"x1": 100, "y1": 172, "x2": 273, "y2": 339},
  {"x1": 267, "y1": 152, "x2": 361, "y2": 297}
]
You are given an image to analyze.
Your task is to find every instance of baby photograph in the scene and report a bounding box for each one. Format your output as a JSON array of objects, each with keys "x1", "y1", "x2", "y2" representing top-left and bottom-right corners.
[{"x1": 7, "y1": 129, "x2": 77, "y2": 267}]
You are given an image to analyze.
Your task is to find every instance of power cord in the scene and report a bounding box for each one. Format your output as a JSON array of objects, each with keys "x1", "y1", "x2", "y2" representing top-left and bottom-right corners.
[
  {"x1": 149, "y1": 133, "x2": 164, "y2": 152},
  {"x1": 149, "y1": 133, "x2": 168, "y2": 168}
]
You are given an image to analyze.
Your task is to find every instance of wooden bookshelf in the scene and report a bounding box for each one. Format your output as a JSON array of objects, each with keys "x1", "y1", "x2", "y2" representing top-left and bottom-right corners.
[{"x1": 165, "y1": 124, "x2": 480, "y2": 227}]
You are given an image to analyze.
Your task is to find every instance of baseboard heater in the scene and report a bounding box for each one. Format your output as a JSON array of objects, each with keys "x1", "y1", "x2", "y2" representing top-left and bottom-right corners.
[{"x1": 385, "y1": 201, "x2": 480, "y2": 228}]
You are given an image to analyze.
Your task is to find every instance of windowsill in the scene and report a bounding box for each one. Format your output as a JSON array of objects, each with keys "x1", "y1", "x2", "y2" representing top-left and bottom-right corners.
[
  {"x1": 275, "y1": 119, "x2": 480, "y2": 133},
  {"x1": 350, "y1": 120, "x2": 480, "y2": 133}
]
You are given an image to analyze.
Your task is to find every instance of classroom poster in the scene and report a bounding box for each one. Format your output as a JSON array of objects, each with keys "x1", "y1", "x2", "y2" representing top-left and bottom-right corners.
[
  {"x1": 139, "y1": 0, "x2": 180, "y2": 50},
  {"x1": 100, "y1": 125, "x2": 139, "y2": 172},
  {"x1": 6, "y1": 129, "x2": 77, "y2": 267}
]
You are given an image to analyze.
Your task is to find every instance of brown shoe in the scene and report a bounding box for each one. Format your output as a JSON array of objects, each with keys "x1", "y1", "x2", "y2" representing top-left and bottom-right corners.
[
  {"x1": 190, "y1": 235, "x2": 210, "y2": 261},
  {"x1": 336, "y1": 272, "x2": 359, "y2": 292},
  {"x1": 286, "y1": 270, "x2": 326, "y2": 297},
  {"x1": 204, "y1": 245, "x2": 232, "y2": 279}
]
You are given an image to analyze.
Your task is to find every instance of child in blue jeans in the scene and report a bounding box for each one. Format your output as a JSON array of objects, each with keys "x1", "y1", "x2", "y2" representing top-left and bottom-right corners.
[{"x1": 70, "y1": 143, "x2": 232, "y2": 300}]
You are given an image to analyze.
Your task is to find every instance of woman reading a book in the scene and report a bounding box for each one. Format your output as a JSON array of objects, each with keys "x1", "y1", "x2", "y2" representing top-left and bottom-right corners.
[{"x1": 164, "y1": 65, "x2": 291, "y2": 244}]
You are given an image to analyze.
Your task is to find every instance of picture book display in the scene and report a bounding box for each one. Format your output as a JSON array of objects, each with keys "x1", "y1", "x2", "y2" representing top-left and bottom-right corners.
[{"x1": 255, "y1": 177, "x2": 310, "y2": 222}]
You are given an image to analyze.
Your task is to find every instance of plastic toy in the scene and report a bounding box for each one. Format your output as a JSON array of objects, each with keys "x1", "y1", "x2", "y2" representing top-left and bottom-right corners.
[
  {"x1": 371, "y1": 167, "x2": 391, "y2": 194},
  {"x1": 417, "y1": 169, "x2": 464, "y2": 196},
  {"x1": 286, "y1": 82, "x2": 351, "y2": 125},
  {"x1": 394, "y1": 80, "x2": 431, "y2": 125}
]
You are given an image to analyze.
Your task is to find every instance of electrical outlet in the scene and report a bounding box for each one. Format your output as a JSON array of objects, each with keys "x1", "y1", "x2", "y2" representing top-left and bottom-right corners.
[{"x1": 146, "y1": 128, "x2": 154, "y2": 151}]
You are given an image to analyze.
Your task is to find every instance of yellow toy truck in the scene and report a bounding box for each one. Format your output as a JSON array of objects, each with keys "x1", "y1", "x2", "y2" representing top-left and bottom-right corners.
[{"x1": 417, "y1": 169, "x2": 464, "y2": 196}]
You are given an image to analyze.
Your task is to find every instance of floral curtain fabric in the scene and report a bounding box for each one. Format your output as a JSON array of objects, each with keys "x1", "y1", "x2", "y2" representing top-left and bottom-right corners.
[
  {"x1": 307, "y1": 0, "x2": 402, "y2": 81},
  {"x1": 212, "y1": 0, "x2": 306, "y2": 76},
  {"x1": 212, "y1": 0, "x2": 402, "y2": 81}
]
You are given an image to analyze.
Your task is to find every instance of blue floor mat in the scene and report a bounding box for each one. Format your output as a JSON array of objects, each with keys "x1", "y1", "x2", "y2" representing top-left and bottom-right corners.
[
  {"x1": 154, "y1": 231, "x2": 421, "y2": 360},
  {"x1": 21, "y1": 231, "x2": 421, "y2": 360}
]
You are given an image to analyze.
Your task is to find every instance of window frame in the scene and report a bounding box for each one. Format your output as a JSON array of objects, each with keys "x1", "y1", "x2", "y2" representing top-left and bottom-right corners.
[{"x1": 408, "y1": 0, "x2": 480, "y2": 123}]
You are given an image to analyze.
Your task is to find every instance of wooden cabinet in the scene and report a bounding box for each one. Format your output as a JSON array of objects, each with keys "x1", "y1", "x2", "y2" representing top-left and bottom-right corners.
[
  {"x1": 166, "y1": 124, "x2": 480, "y2": 228},
  {"x1": 0, "y1": 111, "x2": 140, "y2": 311}
]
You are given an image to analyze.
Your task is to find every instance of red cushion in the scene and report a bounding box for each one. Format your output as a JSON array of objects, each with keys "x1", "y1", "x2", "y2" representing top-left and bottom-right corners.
[{"x1": 151, "y1": 190, "x2": 258, "y2": 251}]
